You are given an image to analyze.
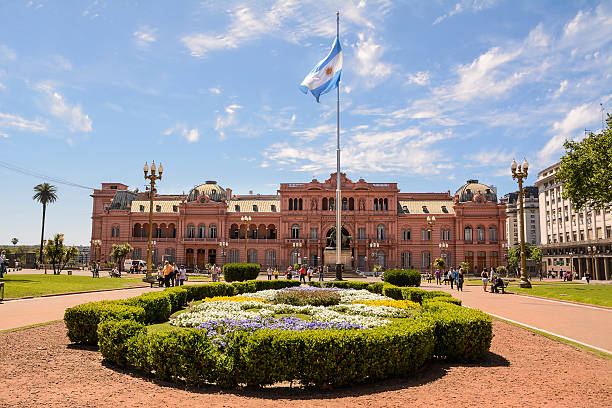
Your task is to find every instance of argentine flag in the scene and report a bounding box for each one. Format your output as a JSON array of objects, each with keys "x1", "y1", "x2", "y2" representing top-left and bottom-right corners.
[{"x1": 299, "y1": 36, "x2": 343, "y2": 102}]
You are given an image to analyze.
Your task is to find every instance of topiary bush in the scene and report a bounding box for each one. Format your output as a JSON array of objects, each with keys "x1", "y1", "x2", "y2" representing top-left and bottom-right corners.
[
  {"x1": 251, "y1": 279, "x2": 301, "y2": 291},
  {"x1": 367, "y1": 282, "x2": 385, "y2": 294},
  {"x1": 382, "y1": 283, "x2": 403, "y2": 300},
  {"x1": 383, "y1": 269, "x2": 421, "y2": 287},
  {"x1": 123, "y1": 292, "x2": 172, "y2": 323},
  {"x1": 223, "y1": 263, "x2": 261, "y2": 282},
  {"x1": 231, "y1": 281, "x2": 257, "y2": 294},
  {"x1": 423, "y1": 296, "x2": 461, "y2": 306},
  {"x1": 322, "y1": 281, "x2": 370, "y2": 290},
  {"x1": 422, "y1": 301, "x2": 492, "y2": 361},
  {"x1": 184, "y1": 282, "x2": 236, "y2": 302},
  {"x1": 64, "y1": 300, "x2": 145, "y2": 345},
  {"x1": 98, "y1": 319, "x2": 145, "y2": 367},
  {"x1": 164, "y1": 287, "x2": 188, "y2": 313}
]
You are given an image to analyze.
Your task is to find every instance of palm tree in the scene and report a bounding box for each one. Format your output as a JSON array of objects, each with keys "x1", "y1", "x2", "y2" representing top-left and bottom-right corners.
[
  {"x1": 11, "y1": 237, "x2": 18, "y2": 247},
  {"x1": 33, "y1": 183, "x2": 58, "y2": 264}
]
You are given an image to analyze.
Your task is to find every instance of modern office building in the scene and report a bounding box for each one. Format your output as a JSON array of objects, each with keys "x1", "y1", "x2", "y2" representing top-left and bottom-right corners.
[
  {"x1": 536, "y1": 162, "x2": 612, "y2": 279},
  {"x1": 504, "y1": 186, "x2": 540, "y2": 248},
  {"x1": 91, "y1": 174, "x2": 507, "y2": 274}
]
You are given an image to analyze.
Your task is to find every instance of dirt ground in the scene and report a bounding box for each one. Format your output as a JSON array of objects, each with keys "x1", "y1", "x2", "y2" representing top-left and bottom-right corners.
[{"x1": 1, "y1": 320, "x2": 610, "y2": 408}]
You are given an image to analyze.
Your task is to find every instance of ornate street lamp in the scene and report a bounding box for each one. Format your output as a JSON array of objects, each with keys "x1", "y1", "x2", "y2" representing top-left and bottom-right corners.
[
  {"x1": 143, "y1": 161, "x2": 163, "y2": 284},
  {"x1": 427, "y1": 215, "x2": 436, "y2": 279},
  {"x1": 219, "y1": 241, "x2": 228, "y2": 266},
  {"x1": 511, "y1": 158, "x2": 531, "y2": 288},
  {"x1": 569, "y1": 251, "x2": 574, "y2": 279},
  {"x1": 369, "y1": 241, "x2": 379, "y2": 274},
  {"x1": 293, "y1": 241, "x2": 303, "y2": 265},
  {"x1": 241, "y1": 216, "x2": 252, "y2": 263},
  {"x1": 438, "y1": 242, "x2": 448, "y2": 272}
]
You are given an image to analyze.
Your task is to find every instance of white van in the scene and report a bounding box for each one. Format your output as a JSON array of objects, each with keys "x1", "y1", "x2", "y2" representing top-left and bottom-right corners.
[{"x1": 124, "y1": 259, "x2": 147, "y2": 272}]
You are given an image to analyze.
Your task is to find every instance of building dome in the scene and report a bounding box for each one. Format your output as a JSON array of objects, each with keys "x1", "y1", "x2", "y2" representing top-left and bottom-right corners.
[
  {"x1": 455, "y1": 179, "x2": 497, "y2": 203},
  {"x1": 187, "y1": 180, "x2": 227, "y2": 202}
]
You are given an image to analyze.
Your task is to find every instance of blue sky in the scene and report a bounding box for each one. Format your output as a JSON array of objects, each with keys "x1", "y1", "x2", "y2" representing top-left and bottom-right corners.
[{"x1": 1, "y1": 0, "x2": 611, "y2": 245}]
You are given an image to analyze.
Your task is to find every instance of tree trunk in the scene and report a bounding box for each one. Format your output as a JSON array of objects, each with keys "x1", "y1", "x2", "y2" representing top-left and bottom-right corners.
[{"x1": 39, "y1": 203, "x2": 46, "y2": 265}]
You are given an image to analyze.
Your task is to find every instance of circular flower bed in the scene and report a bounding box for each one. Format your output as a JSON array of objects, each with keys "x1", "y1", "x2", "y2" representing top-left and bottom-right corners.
[{"x1": 67, "y1": 282, "x2": 493, "y2": 389}]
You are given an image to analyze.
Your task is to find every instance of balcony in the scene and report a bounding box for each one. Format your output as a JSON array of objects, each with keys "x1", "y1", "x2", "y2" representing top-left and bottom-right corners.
[{"x1": 131, "y1": 237, "x2": 176, "y2": 242}]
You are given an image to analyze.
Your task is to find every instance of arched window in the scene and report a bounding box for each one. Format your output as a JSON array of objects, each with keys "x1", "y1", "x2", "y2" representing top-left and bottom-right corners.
[
  {"x1": 384, "y1": 198, "x2": 388, "y2": 211},
  {"x1": 477, "y1": 226, "x2": 485, "y2": 242},
  {"x1": 289, "y1": 199, "x2": 293, "y2": 211},
  {"x1": 342, "y1": 198, "x2": 347, "y2": 210},
  {"x1": 198, "y1": 224, "x2": 206, "y2": 239},
  {"x1": 464, "y1": 226, "x2": 473, "y2": 241},
  {"x1": 421, "y1": 251, "x2": 431, "y2": 268},
  {"x1": 421, "y1": 229, "x2": 431, "y2": 241},
  {"x1": 402, "y1": 229, "x2": 411, "y2": 241},
  {"x1": 322, "y1": 198, "x2": 328, "y2": 211},
  {"x1": 348, "y1": 197, "x2": 354, "y2": 211},
  {"x1": 209, "y1": 224, "x2": 217, "y2": 239},
  {"x1": 374, "y1": 199, "x2": 378, "y2": 211},
  {"x1": 489, "y1": 226, "x2": 497, "y2": 241},
  {"x1": 265, "y1": 250, "x2": 276, "y2": 266},
  {"x1": 291, "y1": 224, "x2": 300, "y2": 239},
  {"x1": 401, "y1": 251, "x2": 411, "y2": 269},
  {"x1": 247, "y1": 249, "x2": 257, "y2": 264},
  {"x1": 230, "y1": 224, "x2": 239, "y2": 239},
  {"x1": 290, "y1": 250, "x2": 299, "y2": 265},
  {"x1": 298, "y1": 198, "x2": 303, "y2": 211},
  {"x1": 329, "y1": 198, "x2": 334, "y2": 210},
  {"x1": 168, "y1": 223, "x2": 176, "y2": 238},
  {"x1": 111, "y1": 226, "x2": 115, "y2": 237},
  {"x1": 186, "y1": 224, "x2": 195, "y2": 239},
  {"x1": 132, "y1": 223, "x2": 141, "y2": 238},
  {"x1": 267, "y1": 224, "x2": 277, "y2": 239},
  {"x1": 377, "y1": 224, "x2": 386, "y2": 240}
]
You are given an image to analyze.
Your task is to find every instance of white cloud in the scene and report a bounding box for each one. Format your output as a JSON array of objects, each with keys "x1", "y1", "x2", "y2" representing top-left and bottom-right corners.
[
  {"x1": 464, "y1": 149, "x2": 514, "y2": 167},
  {"x1": 0, "y1": 130, "x2": 9, "y2": 138},
  {"x1": 291, "y1": 124, "x2": 334, "y2": 142},
  {"x1": 164, "y1": 123, "x2": 200, "y2": 143},
  {"x1": 215, "y1": 104, "x2": 242, "y2": 141},
  {"x1": 209, "y1": 87, "x2": 222, "y2": 95},
  {"x1": 37, "y1": 85, "x2": 92, "y2": 133},
  {"x1": 134, "y1": 26, "x2": 157, "y2": 48},
  {"x1": 0, "y1": 112, "x2": 46, "y2": 132},
  {"x1": 552, "y1": 80, "x2": 568, "y2": 99},
  {"x1": 353, "y1": 33, "x2": 392, "y2": 83},
  {"x1": 406, "y1": 71, "x2": 430, "y2": 86},
  {"x1": 0, "y1": 44, "x2": 17, "y2": 61},
  {"x1": 433, "y1": 0, "x2": 500, "y2": 25}
]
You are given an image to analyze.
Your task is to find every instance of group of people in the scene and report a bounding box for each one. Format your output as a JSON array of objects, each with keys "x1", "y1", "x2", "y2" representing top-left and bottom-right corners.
[
  {"x1": 158, "y1": 261, "x2": 187, "y2": 287},
  {"x1": 284, "y1": 265, "x2": 326, "y2": 282},
  {"x1": 437, "y1": 267, "x2": 465, "y2": 291},
  {"x1": 481, "y1": 267, "x2": 507, "y2": 293}
]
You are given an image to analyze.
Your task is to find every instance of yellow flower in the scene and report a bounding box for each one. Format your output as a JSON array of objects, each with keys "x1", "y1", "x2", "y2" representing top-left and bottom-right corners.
[
  {"x1": 352, "y1": 299, "x2": 420, "y2": 309},
  {"x1": 202, "y1": 296, "x2": 264, "y2": 303}
]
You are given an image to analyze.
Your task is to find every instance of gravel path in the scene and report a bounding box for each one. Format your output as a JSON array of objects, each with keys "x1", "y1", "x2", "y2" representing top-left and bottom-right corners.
[{"x1": 1, "y1": 320, "x2": 610, "y2": 408}]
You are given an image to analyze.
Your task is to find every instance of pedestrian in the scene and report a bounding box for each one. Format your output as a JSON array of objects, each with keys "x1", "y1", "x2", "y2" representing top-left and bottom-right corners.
[
  {"x1": 162, "y1": 261, "x2": 173, "y2": 287},
  {"x1": 458, "y1": 268, "x2": 464, "y2": 291},
  {"x1": 481, "y1": 268, "x2": 489, "y2": 292},
  {"x1": 267, "y1": 267, "x2": 273, "y2": 281},
  {"x1": 274, "y1": 267, "x2": 279, "y2": 279},
  {"x1": 319, "y1": 265, "x2": 324, "y2": 282},
  {"x1": 212, "y1": 265, "x2": 218, "y2": 282},
  {"x1": 427, "y1": 271, "x2": 433, "y2": 283},
  {"x1": 175, "y1": 266, "x2": 181, "y2": 286},
  {"x1": 300, "y1": 265, "x2": 307, "y2": 284},
  {"x1": 454, "y1": 268, "x2": 459, "y2": 290},
  {"x1": 448, "y1": 269, "x2": 454, "y2": 289},
  {"x1": 307, "y1": 266, "x2": 312, "y2": 282},
  {"x1": 435, "y1": 268, "x2": 441, "y2": 285},
  {"x1": 0, "y1": 250, "x2": 7, "y2": 278},
  {"x1": 539, "y1": 269, "x2": 543, "y2": 281},
  {"x1": 585, "y1": 271, "x2": 591, "y2": 284}
]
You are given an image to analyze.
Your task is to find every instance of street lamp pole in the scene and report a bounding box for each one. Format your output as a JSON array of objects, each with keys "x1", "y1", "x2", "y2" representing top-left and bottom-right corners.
[
  {"x1": 293, "y1": 241, "x2": 303, "y2": 265},
  {"x1": 143, "y1": 161, "x2": 163, "y2": 283},
  {"x1": 369, "y1": 241, "x2": 379, "y2": 275},
  {"x1": 241, "y1": 216, "x2": 251, "y2": 263},
  {"x1": 427, "y1": 216, "x2": 436, "y2": 278},
  {"x1": 569, "y1": 251, "x2": 574, "y2": 280},
  {"x1": 219, "y1": 241, "x2": 228, "y2": 267},
  {"x1": 438, "y1": 242, "x2": 448, "y2": 273},
  {"x1": 511, "y1": 158, "x2": 531, "y2": 288}
]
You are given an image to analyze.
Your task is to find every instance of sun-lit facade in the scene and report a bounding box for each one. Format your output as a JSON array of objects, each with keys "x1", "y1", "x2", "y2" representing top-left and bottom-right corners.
[{"x1": 91, "y1": 173, "x2": 507, "y2": 274}]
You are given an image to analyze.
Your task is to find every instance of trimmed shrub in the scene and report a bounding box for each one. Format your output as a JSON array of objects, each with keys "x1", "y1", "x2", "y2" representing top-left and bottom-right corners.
[
  {"x1": 184, "y1": 283, "x2": 236, "y2": 302},
  {"x1": 251, "y1": 279, "x2": 301, "y2": 291},
  {"x1": 322, "y1": 281, "x2": 370, "y2": 290},
  {"x1": 367, "y1": 282, "x2": 385, "y2": 294},
  {"x1": 423, "y1": 296, "x2": 462, "y2": 306},
  {"x1": 383, "y1": 269, "x2": 421, "y2": 287},
  {"x1": 127, "y1": 327, "x2": 221, "y2": 386},
  {"x1": 64, "y1": 301, "x2": 145, "y2": 345},
  {"x1": 400, "y1": 287, "x2": 429, "y2": 304},
  {"x1": 223, "y1": 263, "x2": 261, "y2": 282},
  {"x1": 123, "y1": 292, "x2": 172, "y2": 324},
  {"x1": 98, "y1": 319, "x2": 145, "y2": 367},
  {"x1": 382, "y1": 284, "x2": 403, "y2": 300},
  {"x1": 423, "y1": 302, "x2": 492, "y2": 361},
  {"x1": 232, "y1": 281, "x2": 258, "y2": 294},
  {"x1": 308, "y1": 281, "x2": 322, "y2": 288},
  {"x1": 423, "y1": 290, "x2": 452, "y2": 299},
  {"x1": 164, "y1": 287, "x2": 188, "y2": 313}
]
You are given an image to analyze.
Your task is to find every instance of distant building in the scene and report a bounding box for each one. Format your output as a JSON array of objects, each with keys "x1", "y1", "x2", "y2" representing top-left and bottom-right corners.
[
  {"x1": 74, "y1": 245, "x2": 90, "y2": 265},
  {"x1": 535, "y1": 162, "x2": 611, "y2": 279},
  {"x1": 504, "y1": 186, "x2": 540, "y2": 248},
  {"x1": 90, "y1": 175, "x2": 507, "y2": 274}
]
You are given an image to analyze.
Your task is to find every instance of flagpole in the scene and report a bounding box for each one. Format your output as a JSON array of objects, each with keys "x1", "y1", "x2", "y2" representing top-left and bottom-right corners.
[{"x1": 335, "y1": 10, "x2": 343, "y2": 280}]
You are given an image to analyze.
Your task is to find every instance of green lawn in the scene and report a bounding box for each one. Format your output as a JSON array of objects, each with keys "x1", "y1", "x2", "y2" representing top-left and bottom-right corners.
[
  {"x1": 0, "y1": 274, "x2": 147, "y2": 299},
  {"x1": 509, "y1": 284, "x2": 612, "y2": 307}
]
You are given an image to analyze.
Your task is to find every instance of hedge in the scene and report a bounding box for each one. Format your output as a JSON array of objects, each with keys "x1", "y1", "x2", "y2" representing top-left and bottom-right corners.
[
  {"x1": 383, "y1": 269, "x2": 421, "y2": 287},
  {"x1": 164, "y1": 287, "x2": 188, "y2": 313},
  {"x1": 422, "y1": 302, "x2": 492, "y2": 361},
  {"x1": 367, "y1": 282, "x2": 385, "y2": 294},
  {"x1": 382, "y1": 284, "x2": 403, "y2": 300},
  {"x1": 184, "y1": 282, "x2": 236, "y2": 302},
  {"x1": 423, "y1": 296, "x2": 462, "y2": 306},
  {"x1": 231, "y1": 281, "x2": 257, "y2": 294},
  {"x1": 321, "y1": 281, "x2": 371, "y2": 290},
  {"x1": 123, "y1": 319, "x2": 435, "y2": 388},
  {"x1": 123, "y1": 292, "x2": 172, "y2": 324},
  {"x1": 251, "y1": 279, "x2": 301, "y2": 291},
  {"x1": 64, "y1": 301, "x2": 145, "y2": 345},
  {"x1": 98, "y1": 319, "x2": 145, "y2": 367},
  {"x1": 223, "y1": 263, "x2": 260, "y2": 282}
]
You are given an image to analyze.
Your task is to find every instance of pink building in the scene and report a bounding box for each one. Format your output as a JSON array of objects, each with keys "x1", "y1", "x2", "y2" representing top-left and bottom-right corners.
[{"x1": 91, "y1": 174, "x2": 506, "y2": 274}]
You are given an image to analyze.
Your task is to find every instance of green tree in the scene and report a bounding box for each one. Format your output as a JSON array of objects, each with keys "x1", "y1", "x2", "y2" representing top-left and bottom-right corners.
[
  {"x1": 433, "y1": 257, "x2": 446, "y2": 270},
  {"x1": 556, "y1": 114, "x2": 612, "y2": 211},
  {"x1": 33, "y1": 183, "x2": 58, "y2": 264},
  {"x1": 508, "y1": 244, "x2": 542, "y2": 271},
  {"x1": 459, "y1": 261, "x2": 470, "y2": 273},
  {"x1": 43, "y1": 233, "x2": 78, "y2": 275},
  {"x1": 110, "y1": 243, "x2": 134, "y2": 272},
  {"x1": 11, "y1": 237, "x2": 18, "y2": 247}
]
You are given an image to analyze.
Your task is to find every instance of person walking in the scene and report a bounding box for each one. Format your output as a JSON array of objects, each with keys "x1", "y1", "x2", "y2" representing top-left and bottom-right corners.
[
  {"x1": 481, "y1": 268, "x2": 489, "y2": 292},
  {"x1": 435, "y1": 268, "x2": 441, "y2": 285},
  {"x1": 174, "y1": 266, "x2": 181, "y2": 287},
  {"x1": 448, "y1": 269, "x2": 454, "y2": 289},
  {"x1": 457, "y1": 268, "x2": 464, "y2": 291},
  {"x1": 307, "y1": 266, "x2": 313, "y2": 282},
  {"x1": 0, "y1": 250, "x2": 7, "y2": 278},
  {"x1": 453, "y1": 268, "x2": 459, "y2": 291},
  {"x1": 162, "y1": 261, "x2": 173, "y2": 287},
  {"x1": 299, "y1": 265, "x2": 307, "y2": 284},
  {"x1": 585, "y1": 271, "x2": 591, "y2": 284},
  {"x1": 274, "y1": 267, "x2": 279, "y2": 279},
  {"x1": 318, "y1": 265, "x2": 324, "y2": 282},
  {"x1": 267, "y1": 267, "x2": 273, "y2": 280},
  {"x1": 212, "y1": 265, "x2": 218, "y2": 282}
]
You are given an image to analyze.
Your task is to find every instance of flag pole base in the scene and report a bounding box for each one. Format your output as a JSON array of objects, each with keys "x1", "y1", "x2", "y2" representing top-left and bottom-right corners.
[{"x1": 335, "y1": 264, "x2": 343, "y2": 281}]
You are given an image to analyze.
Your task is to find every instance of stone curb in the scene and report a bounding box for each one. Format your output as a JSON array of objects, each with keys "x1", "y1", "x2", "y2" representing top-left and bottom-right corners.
[
  {"x1": 1, "y1": 285, "x2": 151, "y2": 302},
  {"x1": 508, "y1": 292, "x2": 612, "y2": 310}
]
